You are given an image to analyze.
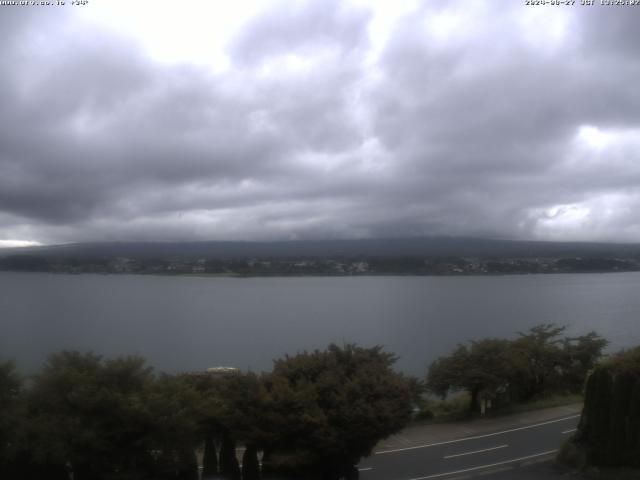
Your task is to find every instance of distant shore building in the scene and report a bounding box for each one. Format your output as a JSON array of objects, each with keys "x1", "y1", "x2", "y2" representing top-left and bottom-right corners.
[
  {"x1": 206, "y1": 366, "x2": 239, "y2": 375},
  {"x1": 183, "y1": 366, "x2": 240, "y2": 381}
]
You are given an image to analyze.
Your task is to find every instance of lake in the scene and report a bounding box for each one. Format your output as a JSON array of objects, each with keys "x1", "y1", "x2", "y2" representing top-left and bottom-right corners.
[{"x1": 1, "y1": 272, "x2": 640, "y2": 376}]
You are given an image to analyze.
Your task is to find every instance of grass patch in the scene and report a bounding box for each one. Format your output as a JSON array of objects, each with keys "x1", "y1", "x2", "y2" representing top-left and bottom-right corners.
[
  {"x1": 412, "y1": 392, "x2": 473, "y2": 424},
  {"x1": 495, "y1": 393, "x2": 583, "y2": 416},
  {"x1": 430, "y1": 392, "x2": 471, "y2": 420},
  {"x1": 412, "y1": 392, "x2": 583, "y2": 425}
]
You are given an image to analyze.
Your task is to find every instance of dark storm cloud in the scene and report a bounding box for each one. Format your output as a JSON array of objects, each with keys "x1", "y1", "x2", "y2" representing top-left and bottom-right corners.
[
  {"x1": 364, "y1": 2, "x2": 640, "y2": 240},
  {"x1": 0, "y1": 1, "x2": 373, "y2": 242},
  {"x1": 1, "y1": 1, "x2": 640, "y2": 244}
]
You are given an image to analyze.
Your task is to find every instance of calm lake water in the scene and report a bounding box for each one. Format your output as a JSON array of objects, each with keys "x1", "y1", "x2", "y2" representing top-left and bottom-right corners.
[{"x1": 2, "y1": 272, "x2": 640, "y2": 376}]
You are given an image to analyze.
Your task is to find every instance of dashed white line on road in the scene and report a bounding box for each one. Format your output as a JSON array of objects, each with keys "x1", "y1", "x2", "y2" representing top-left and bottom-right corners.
[
  {"x1": 443, "y1": 444, "x2": 508, "y2": 459},
  {"x1": 358, "y1": 467, "x2": 373, "y2": 472},
  {"x1": 375, "y1": 415, "x2": 580, "y2": 455},
  {"x1": 562, "y1": 428, "x2": 577, "y2": 434},
  {"x1": 409, "y1": 450, "x2": 558, "y2": 479}
]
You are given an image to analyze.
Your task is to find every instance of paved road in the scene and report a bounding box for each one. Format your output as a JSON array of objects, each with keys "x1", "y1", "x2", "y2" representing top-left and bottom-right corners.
[{"x1": 358, "y1": 414, "x2": 580, "y2": 480}]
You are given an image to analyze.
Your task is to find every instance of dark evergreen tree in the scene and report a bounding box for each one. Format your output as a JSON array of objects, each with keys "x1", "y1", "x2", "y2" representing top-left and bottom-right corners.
[
  {"x1": 584, "y1": 367, "x2": 613, "y2": 463},
  {"x1": 241, "y1": 444, "x2": 260, "y2": 480},
  {"x1": 627, "y1": 380, "x2": 640, "y2": 466},
  {"x1": 607, "y1": 371, "x2": 636, "y2": 464},
  {"x1": 202, "y1": 436, "x2": 218, "y2": 478},
  {"x1": 573, "y1": 346, "x2": 640, "y2": 468},
  {"x1": 177, "y1": 448, "x2": 199, "y2": 480},
  {"x1": 151, "y1": 449, "x2": 179, "y2": 480},
  {"x1": 344, "y1": 464, "x2": 359, "y2": 480},
  {"x1": 17, "y1": 459, "x2": 70, "y2": 480},
  {"x1": 220, "y1": 434, "x2": 241, "y2": 480},
  {"x1": 260, "y1": 449, "x2": 279, "y2": 478}
]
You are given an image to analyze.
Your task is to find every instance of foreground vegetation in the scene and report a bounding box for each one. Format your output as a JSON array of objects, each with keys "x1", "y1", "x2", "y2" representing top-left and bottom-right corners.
[
  {"x1": 0, "y1": 344, "x2": 413, "y2": 480},
  {"x1": 415, "y1": 392, "x2": 583, "y2": 424},
  {"x1": 559, "y1": 346, "x2": 640, "y2": 473},
  {"x1": 0, "y1": 325, "x2": 616, "y2": 479},
  {"x1": 425, "y1": 324, "x2": 607, "y2": 414}
]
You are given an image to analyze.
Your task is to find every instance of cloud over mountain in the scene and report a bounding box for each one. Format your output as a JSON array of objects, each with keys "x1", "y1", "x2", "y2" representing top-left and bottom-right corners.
[{"x1": 1, "y1": 1, "x2": 639, "y2": 245}]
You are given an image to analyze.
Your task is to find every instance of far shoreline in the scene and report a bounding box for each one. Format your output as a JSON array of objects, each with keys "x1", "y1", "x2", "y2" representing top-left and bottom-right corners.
[{"x1": 1, "y1": 269, "x2": 638, "y2": 279}]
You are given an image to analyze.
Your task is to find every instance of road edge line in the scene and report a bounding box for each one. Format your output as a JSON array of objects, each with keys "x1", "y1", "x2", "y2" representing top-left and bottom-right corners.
[
  {"x1": 376, "y1": 415, "x2": 579, "y2": 454},
  {"x1": 409, "y1": 449, "x2": 558, "y2": 479},
  {"x1": 443, "y1": 444, "x2": 508, "y2": 459}
]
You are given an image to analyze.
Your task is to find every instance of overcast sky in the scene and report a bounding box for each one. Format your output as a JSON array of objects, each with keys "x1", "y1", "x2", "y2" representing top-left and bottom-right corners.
[{"x1": 1, "y1": 0, "x2": 639, "y2": 247}]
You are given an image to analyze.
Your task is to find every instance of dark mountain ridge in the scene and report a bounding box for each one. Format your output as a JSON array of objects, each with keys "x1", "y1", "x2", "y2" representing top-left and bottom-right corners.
[{"x1": 2, "y1": 237, "x2": 640, "y2": 260}]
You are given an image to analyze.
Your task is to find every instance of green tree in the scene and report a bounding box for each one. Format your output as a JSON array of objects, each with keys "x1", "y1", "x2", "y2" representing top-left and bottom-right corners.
[
  {"x1": 425, "y1": 345, "x2": 468, "y2": 400},
  {"x1": 261, "y1": 344, "x2": 412, "y2": 479},
  {"x1": 20, "y1": 351, "x2": 202, "y2": 480},
  {"x1": 511, "y1": 324, "x2": 568, "y2": 400},
  {"x1": 186, "y1": 370, "x2": 265, "y2": 479},
  {"x1": 145, "y1": 373, "x2": 203, "y2": 478},
  {"x1": 561, "y1": 331, "x2": 608, "y2": 393},
  {"x1": 511, "y1": 325, "x2": 608, "y2": 399},
  {"x1": 24, "y1": 352, "x2": 158, "y2": 479},
  {"x1": 427, "y1": 339, "x2": 523, "y2": 412},
  {"x1": 426, "y1": 325, "x2": 606, "y2": 412}
]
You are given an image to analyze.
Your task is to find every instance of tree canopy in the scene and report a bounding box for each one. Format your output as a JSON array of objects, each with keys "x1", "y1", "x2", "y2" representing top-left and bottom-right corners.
[
  {"x1": 1, "y1": 344, "x2": 414, "y2": 480},
  {"x1": 260, "y1": 344, "x2": 412, "y2": 478},
  {"x1": 4, "y1": 351, "x2": 203, "y2": 480},
  {"x1": 426, "y1": 324, "x2": 608, "y2": 413}
]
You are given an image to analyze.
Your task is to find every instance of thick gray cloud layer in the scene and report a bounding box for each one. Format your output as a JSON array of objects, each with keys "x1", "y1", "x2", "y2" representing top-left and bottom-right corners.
[{"x1": 1, "y1": 1, "x2": 640, "y2": 245}]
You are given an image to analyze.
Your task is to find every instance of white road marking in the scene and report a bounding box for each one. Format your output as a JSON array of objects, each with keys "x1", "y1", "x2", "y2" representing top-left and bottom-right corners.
[
  {"x1": 562, "y1": 428, "x2": 577, "y2": 434},
  {"x1": 409, "y1": 449, "x2": 558, "y2": 479},
  {"x1": 375, "y1": 415, "x2": 580, "y2": 455},
  {"x1": 358, "y1": 467, "x2": 373, "y2": 472},
  {"x1": 443, "y1": 444, "x2": 508, "y2": 459}
]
